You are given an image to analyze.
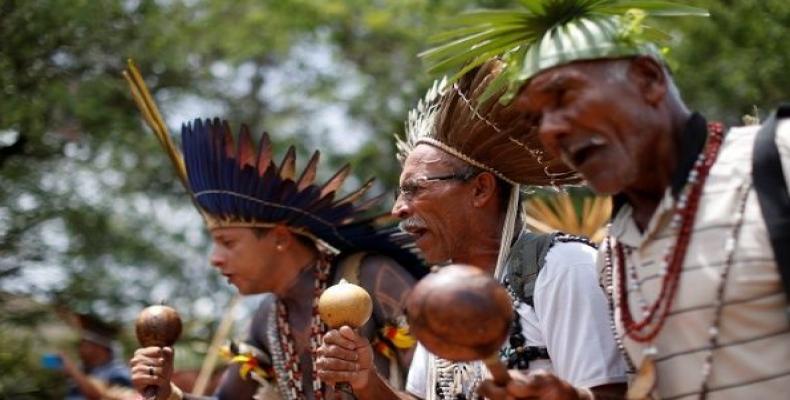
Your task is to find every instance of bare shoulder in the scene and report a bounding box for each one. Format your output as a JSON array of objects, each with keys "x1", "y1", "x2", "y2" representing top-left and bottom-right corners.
[{"x1": 357, "y1": 253, "x2": 417, "y2": 320}]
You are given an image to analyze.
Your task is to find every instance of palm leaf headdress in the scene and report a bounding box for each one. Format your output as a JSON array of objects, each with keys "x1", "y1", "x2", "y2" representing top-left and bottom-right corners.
[
  {"x1": 122, "y1": 61, "x2": 424, "y2": 273},
  {"x1": 421, "y1": 0, "x2": 709, "y2": 104}
]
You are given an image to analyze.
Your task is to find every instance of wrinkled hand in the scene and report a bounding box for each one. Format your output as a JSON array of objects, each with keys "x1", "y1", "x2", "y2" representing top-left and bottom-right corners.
[
  {"x1": 315, "y1": 326, "x2": 374, "y2": 390},
  {"x1": 129, "y1": 346, "x2": 174, "y2": 400},
  {"x1": 477, "y1": 370, "x2": 584, "y2": 400}
]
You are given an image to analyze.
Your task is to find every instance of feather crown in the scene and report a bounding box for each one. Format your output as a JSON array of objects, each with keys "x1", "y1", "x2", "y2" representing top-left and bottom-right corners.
[
  {"x1": 398, "y1": 59, "x2": 580, "y2": 186},
  {"x1": 182, "y1": 118, "x2": 381, "y2": 247},
  {"x1": 123, "y1": 61, "x2": 424, "y2": 272},
  {"x1": 421, "y1": 0, "x2": 709, "y2": 104}
]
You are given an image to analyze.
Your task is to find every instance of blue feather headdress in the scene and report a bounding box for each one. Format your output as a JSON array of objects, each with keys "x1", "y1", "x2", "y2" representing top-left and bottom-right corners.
[{"x1": 123, "y1": 61, "x2": 423, "y2": 274}]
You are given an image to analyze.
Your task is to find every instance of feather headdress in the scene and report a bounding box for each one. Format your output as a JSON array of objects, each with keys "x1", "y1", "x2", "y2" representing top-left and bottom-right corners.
[
  {"x1": 396, "y1": 78, "x2": 447, "y2": 164},
  {"x1": 396, "y1": 60, "x2": 580, "y2": 279},
  {"x1": 123, "y1": 61, "x2": 423, "y2": 273},
  {"x1": 398, "y1": 59, "x2": 580, "y2": 187},
  {"x1": 421, "y1": 0, "x2": 709, "y2": 104}
]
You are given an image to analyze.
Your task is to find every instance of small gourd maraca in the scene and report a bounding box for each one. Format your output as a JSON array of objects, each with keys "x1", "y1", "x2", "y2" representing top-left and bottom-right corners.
[
  {"x1": 318, "y1": 279, "x2": 373, "y2": 396},
  {"x1": 135, "y1": 305, "x2": 182, "y2": 400},
  {"x1": 318, "y1": 279, "x2": 373, "y2": 329}
]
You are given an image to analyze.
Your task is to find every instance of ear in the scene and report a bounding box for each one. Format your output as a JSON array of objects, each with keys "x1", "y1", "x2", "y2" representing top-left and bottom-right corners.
[
  {"x1": 271, "y1": 225, "x2": 292, "y2": 251},
  {"x1": 628, "y1": 56, "x2": 667, "y2": 106},
  {"x1": 470, "y1": 172, "x2": 499, "y2": 208}
]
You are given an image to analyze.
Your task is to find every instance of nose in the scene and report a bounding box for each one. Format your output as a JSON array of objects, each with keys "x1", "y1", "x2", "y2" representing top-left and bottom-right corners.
[
  {"x1": 209, "y1": 246, "x2": 225, "y2": 268},
  {"x1": 536, "y1": 111, "x2": 568, "y2": 157},
  {"x1": 391, "y1": 194, "x2": 411, "y2": 219}
]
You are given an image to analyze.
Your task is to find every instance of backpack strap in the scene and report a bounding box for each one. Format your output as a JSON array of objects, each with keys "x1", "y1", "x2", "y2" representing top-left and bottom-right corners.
[
  {"x1": 505, "y1": 231, "x2": 559, "y2": 307},
  {"x1": 501, "y1": 231, "x2": 597, "y2": 369},
  {"x1": 752, "y1": 104, "x2": 790, "y2": 320}
]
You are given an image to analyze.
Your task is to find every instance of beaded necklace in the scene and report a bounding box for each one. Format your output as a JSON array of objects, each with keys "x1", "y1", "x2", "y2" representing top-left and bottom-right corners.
[
  {"x1": 268, "y1": 256, "x2": 331, "y2": 400},
  {"x1": 601, "y1": 122, "x2": 727, "y2": 398},
  {"x1": 431, "y1": 356, "x2": 483, "y2": 400},
  {"x1": 614, "y1": 122, "x2": 725, "y2": 343},
  {"x1": 698, "y1": 181, "x2": 751, "y2": 399}
]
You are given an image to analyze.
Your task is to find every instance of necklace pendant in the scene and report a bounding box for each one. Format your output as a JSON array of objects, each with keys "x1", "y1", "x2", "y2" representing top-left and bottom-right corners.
[{"x1": 627, "y1": 356, "x2": 657, "y2": 400}]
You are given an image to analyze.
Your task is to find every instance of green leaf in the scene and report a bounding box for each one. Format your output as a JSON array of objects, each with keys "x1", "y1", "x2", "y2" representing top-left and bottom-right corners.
[{"x1": 598, "y1": 1, "x2": 709, "y2": 17}]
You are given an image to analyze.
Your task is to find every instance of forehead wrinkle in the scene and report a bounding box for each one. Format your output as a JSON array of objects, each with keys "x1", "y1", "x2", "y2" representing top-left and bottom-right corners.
[{"x1": 402, "y1": 144, "x2": 463, "y2": 182}]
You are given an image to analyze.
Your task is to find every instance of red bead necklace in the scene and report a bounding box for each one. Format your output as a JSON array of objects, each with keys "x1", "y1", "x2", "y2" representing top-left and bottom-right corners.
[
  {"x1": 274, "y1": 255, "x2": 331, "y2": 399},
  {"x1": 612, "y1": 122, "x2": 725, "y2": 343}
]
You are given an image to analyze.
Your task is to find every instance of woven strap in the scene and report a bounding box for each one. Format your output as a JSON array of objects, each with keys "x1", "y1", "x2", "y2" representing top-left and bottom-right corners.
[{"x1": 752, "y1": 104, "x2": 790, "y2": 320}]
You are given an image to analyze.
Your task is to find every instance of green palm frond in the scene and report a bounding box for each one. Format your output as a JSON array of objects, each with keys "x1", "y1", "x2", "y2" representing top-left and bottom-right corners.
[{"x1": 421, "y1": 0, "x2": 709, "y2": 103}]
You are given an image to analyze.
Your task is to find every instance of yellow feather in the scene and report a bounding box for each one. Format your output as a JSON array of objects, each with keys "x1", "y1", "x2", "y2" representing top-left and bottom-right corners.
[{"x1": 122, "y1": 59, "x2": 188, "y2": 188}]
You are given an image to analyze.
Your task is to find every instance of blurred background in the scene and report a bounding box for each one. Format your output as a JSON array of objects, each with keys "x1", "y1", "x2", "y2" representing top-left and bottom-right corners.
[{"x1": 1, "y1": 0, "x2": 787, "y2": 397}]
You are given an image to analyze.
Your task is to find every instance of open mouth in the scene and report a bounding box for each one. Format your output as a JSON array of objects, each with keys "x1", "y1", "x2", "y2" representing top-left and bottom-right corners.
[
  {"x1": 404, "y1": 227, "x2": 428, "y2": 241},
  {"x1": 399, "y1": 219, "x2": 428, "y2": 240},
  {"x1": 562, "y1": 138, "x2": 606, "y2": 169},
  {"x1": 570, "y1": 145, "x2": 600, "y2": 167}
]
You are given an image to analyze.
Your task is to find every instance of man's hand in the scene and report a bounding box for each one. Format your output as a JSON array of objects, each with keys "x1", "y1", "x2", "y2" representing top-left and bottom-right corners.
[
  {"x1": 315, "y1": 326, "x2": 374, "y2": 391},
  {"x1": 58, "y1": 352, "x2": 80, "y2": 378},
  {"x1": 129, "y1": 346, "x2": 174, "y2": 400},
  {"x1": 477, "y1": 370, "x2": 588, "y2": 400}
]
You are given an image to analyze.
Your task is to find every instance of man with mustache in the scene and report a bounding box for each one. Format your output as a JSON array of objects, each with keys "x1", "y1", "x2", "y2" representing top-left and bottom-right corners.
[
  {"x1": 315, "y1": 60, "x2": 628, "y2": 400},
  {"x1": 422, "y1": 0, "x2": 790, "y2": 399}
]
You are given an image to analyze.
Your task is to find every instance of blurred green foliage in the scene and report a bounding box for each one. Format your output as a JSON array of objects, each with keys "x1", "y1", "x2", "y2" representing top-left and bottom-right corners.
[{"x1": 0, "y1": 0, "x2": 787, "y2": 397}]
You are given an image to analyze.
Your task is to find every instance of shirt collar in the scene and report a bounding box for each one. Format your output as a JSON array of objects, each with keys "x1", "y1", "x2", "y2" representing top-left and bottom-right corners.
[{"x1": 670, "y1": 112, "x2": 708, "y2": 196}]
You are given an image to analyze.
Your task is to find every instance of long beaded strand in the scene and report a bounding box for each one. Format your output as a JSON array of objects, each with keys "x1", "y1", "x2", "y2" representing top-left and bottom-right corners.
[
  {"x1": 698, "y1": 182, "x2": 752, "y2": 399},
  {"x1": 601, "y1": 234, "x2": 637, "y2": 373},
  {"x1": 615, "y1": 123, "x2": 725, "y2": 343}
]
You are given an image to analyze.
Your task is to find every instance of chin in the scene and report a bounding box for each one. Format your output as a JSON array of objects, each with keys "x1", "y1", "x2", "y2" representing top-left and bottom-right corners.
[
  {"x1": 234, "y1": 284, "x2": 257, "y2": 295},
  {"x1": 583, "y1": 171, "x2": 628, "y2": 195},
  {"x1": 422, "y1": 250, "x2": 450, "y2": 266}
]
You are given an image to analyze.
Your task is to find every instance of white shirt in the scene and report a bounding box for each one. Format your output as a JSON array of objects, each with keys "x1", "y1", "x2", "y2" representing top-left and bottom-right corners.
[
  {"x1": 407, "y1": 241, "x2": 628, "y2": 399},
  {"x1": 604, "y1": 121, "x2": 790, "y2": 399}
]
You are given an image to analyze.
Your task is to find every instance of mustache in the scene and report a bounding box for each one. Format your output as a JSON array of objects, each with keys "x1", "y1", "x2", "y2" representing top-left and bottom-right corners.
[{"x1": 399, "y1": 217, "x2": 427, "y2": 232}]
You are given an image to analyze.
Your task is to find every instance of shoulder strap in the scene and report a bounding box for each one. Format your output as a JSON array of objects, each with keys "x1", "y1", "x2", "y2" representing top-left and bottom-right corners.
[
  {"x1": 504, "y1": 231, "x2": 558, "y2": 306},
  {"x1": 752, "y1": 104, "x2": 790, "y2": 319}
]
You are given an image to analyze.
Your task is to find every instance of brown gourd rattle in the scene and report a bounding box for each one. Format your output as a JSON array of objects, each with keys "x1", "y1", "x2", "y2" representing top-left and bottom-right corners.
[
  {"x1": 135, "y1": 305, "x2": 183, "y2": 400},
  {"x1": 405, "y1": 264, "x2": 513, "y2": 385},
  {"x1": 318, "y1": 279, "x2": 373, "y2": 396}
]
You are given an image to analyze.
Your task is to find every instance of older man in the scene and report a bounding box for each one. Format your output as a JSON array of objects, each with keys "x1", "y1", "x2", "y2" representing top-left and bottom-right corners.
[
  {"x1": 424, "y1": 1, "x2": 790, "y2": 399},
  {"x1": 316, "y1": 60, "x2": 627, "y2": 399}
]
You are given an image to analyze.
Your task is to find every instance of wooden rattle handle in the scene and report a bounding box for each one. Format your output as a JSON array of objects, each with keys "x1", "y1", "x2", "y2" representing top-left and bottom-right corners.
[{"x1": 482, "y1": 353, "x2": 511, "y2": 386}]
